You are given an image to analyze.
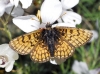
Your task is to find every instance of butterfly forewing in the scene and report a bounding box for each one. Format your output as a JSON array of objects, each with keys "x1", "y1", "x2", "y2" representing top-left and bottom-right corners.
[
  {"x1": 30, "y1": 40, "x2": 50, "y2": 63},
  {"x1": 56, "y1": 27, "x2": 92, "y2": 48},
  {"x1": 9, "y1": 29, "x2": 42, "y2": 55}
]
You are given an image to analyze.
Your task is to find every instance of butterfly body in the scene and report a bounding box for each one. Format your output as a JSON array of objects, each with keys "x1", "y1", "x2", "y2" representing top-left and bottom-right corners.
[
  {"x1": 41, "y1": 25, "x2": 60, "y2": 57},
  {"x1": 9, "y1": 25, "x2": 92, "y2": 63}
]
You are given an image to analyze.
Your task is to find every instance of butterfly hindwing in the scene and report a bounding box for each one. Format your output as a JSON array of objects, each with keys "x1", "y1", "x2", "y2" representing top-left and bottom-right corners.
[
  {"x1": 54, "y1": 38, "x2": 75, "y2": 59},
  {"x1": 30, "y1": 40, "x2": 50, "y2": 63},
  {"x1": 56, "y1": 27, "x2": 92, "y2": 48},
  {"x1": 9, "y1": 29, "x2": 42, "y2": 55}
]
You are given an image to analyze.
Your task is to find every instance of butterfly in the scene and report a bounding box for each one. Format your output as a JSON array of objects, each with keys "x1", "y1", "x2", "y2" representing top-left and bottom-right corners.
[{"x1": 9, "y1": 24, "x2": 92, "y2": 63}]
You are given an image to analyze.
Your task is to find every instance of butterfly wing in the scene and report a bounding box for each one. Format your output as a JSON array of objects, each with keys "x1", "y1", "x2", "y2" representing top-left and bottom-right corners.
[
  {"x1": 56, "y1": 27, "x2": 92, "y2": 48},
  {"x1": 30, "y1": 40, "x2": 50, "y2": 63},
  {"x1": 54, "y1": 38, "x2": 75, "y2": 59},
  {"x1": 54, "y1": 27, "x2": 92, "y2": 59},
  {"x1": 9, "y1": 29, "x2": 42, "y2": 55}
]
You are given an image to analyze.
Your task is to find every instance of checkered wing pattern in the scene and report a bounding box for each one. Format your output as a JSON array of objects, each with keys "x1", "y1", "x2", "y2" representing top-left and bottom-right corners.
[
  {"x1": 9, "y1": 29, "x2": 42, "y2": 55},
  {"x1": 53, "y1": 27, "x2": 92, "y2": 59},
  {"x1": 54, "y1": 38, "x2": 75, "y2": 59},
  {"x1": 56, "y1": 27, "x2": 92, "y2": 48},
  {"x1": 30, "y1": 40, "x2": 50, "y2": 63}
]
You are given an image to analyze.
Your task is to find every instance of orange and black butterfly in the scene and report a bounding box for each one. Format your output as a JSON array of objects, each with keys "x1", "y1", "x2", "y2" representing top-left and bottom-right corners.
[{"x1": 9, "y1": 24, "x2": 92, "y2": 63}]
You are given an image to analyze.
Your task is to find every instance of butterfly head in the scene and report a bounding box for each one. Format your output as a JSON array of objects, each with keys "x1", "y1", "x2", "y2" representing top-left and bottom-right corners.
[{"x1": 46, "y1": 23, "x2": 52, "y2": 29}]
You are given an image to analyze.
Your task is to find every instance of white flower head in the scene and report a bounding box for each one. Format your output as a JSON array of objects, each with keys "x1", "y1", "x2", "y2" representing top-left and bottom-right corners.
[
  {"x1": 58, "y1": 0, "x2": 82, "y2": 27},
  {"x1": 0, "y1": 44, "x2": 19, "y2": 72}
]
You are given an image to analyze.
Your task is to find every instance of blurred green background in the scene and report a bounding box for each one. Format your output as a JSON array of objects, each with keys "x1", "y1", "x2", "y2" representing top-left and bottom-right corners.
[{"x1": 0, "y1": 0, "x2": 100, "y2": 74}]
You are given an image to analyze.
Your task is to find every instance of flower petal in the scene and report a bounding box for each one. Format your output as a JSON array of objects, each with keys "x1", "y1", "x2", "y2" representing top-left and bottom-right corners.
[
  {"x1": 5, "y1": 5, "x2": 24, "y2": 17},
  {"x1": 52, "y1": 23, "x2": 76, "y2": 28},
  {"x1": 39, "y1": 23, "x2": 46, "y2": 28},
  {"x1": 62, "y1": 11, "x2": 82, "y2": 25},
  {"x1": 13, "y1": 15, "x2": 40, "y2": 33},
  {"x1": 0, "y1": 0, "x2": 14, "y2": 7},
  {"x1": 0, "y1": 44, "x2": 19, "y2": 61},
  {"x1": 7, "y1": 47, "x2": 19, "y2": 60},
  {"x1": 72, "y1": 60, "x2": 89, "y2": 74},
  {"x1": 61, "y1": 0, "x2": 79, "y2": 9},
  {"x1": 10, "y1": 0, "x2": 15, "y2": 5},
  {"x1": 50, "y1": 58, "x2": 66, "y2": 65},
  {"x1": 0, "y1": 7, "x2": 5, "y2": 17},
  {"x1": 88, "y1": 30, "x2": 98, "y2": 42},
  {"x1": 0, "y1": 0, "x2": 13, "y2": 17},
  {"x1": 0, "y1": 44, "x2": 9, "y2": 54},
  {"x1": 5, "y1": 1, "x2": 14, "y2": 7},
  {"x1": 0, "y1": 59, "x2": 2, "y2": 64},
  {"x1": 79, "y1": 61, "x2": 89, "y2": 73},
  {"x1": 41, "y1": 0, "x2": 62, "y2": 24},
  {"x1": 19, "y1": 0, "x2": 32, "y2": 8},
  {"x1": 11, "y1": 0, "x2": 19, "y2": 7},
  {"x1": 5, "y1": 61, "x2": 15, "y2": 72},
  {"x1": 72, "y1": 60, "x2": 82, "y2": 74}
]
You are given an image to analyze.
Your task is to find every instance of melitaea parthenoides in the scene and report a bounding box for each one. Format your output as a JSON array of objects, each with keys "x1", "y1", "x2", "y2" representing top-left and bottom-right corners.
[{"x1": 9, "y1": 23, "x2": 92, "y2": 63}]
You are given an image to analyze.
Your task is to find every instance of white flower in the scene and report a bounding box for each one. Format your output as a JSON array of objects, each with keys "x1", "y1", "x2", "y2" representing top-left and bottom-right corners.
[
  {"x1": 10, "y1": 0, "x2": 32, "y2": 8},
  {"x1": 58, "y1": 0, "x2": 82, "y2": 27},
  {"x1": 72, "y1": 60, "x2": 100, "y2": 74},
  {"x1": 0, "y1": 44, "x2": 19, "y2": 72},
  {"x1": 88, "y1": 30, "x2": 98, "y2": 42},
  {"x1": 0, "y1": 0, "x2": 24, "y2": 17}
]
